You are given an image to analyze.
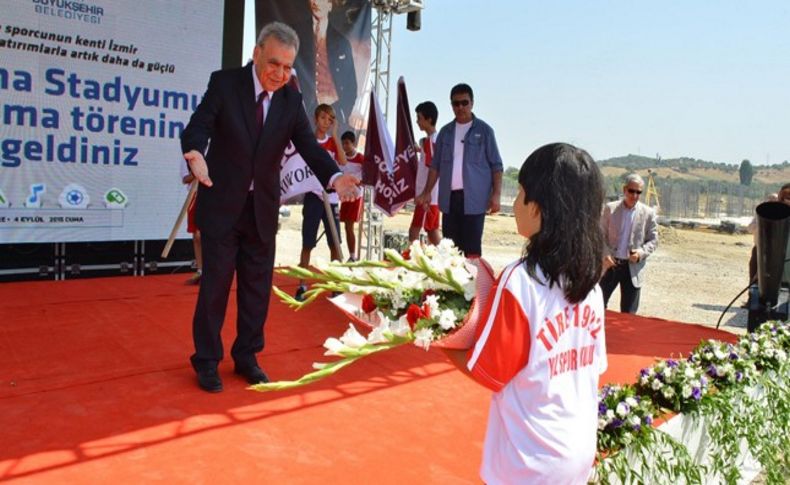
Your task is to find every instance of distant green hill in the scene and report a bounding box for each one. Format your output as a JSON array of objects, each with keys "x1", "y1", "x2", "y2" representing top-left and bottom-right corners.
[{"x1": 503, "y1": 154, "x2": 789, "y2": 218}]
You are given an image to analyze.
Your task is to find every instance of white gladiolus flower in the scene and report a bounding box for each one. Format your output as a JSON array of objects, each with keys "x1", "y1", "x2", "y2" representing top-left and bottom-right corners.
[
  {"x1": 605, "y1": 409, "x2": 615, "y2": 419},
  {"x1": 339, "y1": 324, "x2": 367, "y2": 349},
  {"x1": 413, "y1": 328, "x2": 434, "y2": 350},
  {"x1": 391, "y1": 316, "x2": 411, "y2": 337},
  {"x1": 323, "y1": 337, "x2": 347, "y2": 356},
  {"x1": 682, "y1": 385, "x2": 692, "y2": 398},
  {"x1": 684, "y1": 366, "x2": 696, "y2": 378},
  {"x1": 651, "y1": 379, "x2": 662, "y2": 390},
  {"x1": 598, "y1": 418, "x2": 607, "y2": 430},
  {"x1": 367, "y1": 324, "x2": 389, "y2": 345},
  {"x1": 663, "y1": 387, "x2": 675, "y2": 398},
  {"x1": 625, "y1": 397, "x2": 638, "y2": 408},
  {"x1": 438, "y1": 309, "x2": 457, "y2": 330},
  {"x1": 628, "y1": 415, "x2": 641, "y2": 427}
]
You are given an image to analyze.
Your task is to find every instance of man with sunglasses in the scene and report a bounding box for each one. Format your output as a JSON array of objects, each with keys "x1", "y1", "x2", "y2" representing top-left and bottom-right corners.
[
  {"x1": 600, "y1": 173, "x2": 658, "y2": 313},
  {"x1": 415, "y1": 83, "x2": 503, "y2": 258}
]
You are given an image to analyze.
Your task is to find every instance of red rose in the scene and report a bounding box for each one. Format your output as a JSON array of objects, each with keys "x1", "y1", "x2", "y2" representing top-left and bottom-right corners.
[
  {"x1": 421, "y1": 302, "x2": 431, "y2": 319},
  {"x1": 361, "y1": 294, "x2": 377, "y2": 314},
  {"x1": 406, "y1": 303, "x2": 422, "y2": 330},
  {"x1": 402, "y1": 249, "x2": 411, "y2": 260}
]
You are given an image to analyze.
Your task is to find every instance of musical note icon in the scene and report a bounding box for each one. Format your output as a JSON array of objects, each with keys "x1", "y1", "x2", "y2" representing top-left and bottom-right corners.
[{"x1": 24, "y1": 184, "x2": 46, "y2": 208}]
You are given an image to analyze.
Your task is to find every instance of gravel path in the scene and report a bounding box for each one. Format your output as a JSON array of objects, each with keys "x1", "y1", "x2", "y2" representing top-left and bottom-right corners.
[{"x1": 275, "y1": 209, "x2": 756, "y2": 336}]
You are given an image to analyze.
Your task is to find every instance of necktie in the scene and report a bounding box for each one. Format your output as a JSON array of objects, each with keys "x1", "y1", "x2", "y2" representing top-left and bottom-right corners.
[{"x1": 256, "y1": 91, "x2": 268, "y2": 134}]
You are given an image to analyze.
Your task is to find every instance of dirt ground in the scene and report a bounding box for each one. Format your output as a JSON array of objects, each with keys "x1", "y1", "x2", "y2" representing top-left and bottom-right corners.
[{"x1": 275, "y1": 207, "x2": 755, "y2": 336}]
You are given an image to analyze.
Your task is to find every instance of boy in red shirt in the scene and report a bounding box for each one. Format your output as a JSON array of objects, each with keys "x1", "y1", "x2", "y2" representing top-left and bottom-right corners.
[
  {"x1": 295, "y1": 104, "x2": 347, "y2": 300},
  {"x1": 339, "y1": 131, "x2": 364, "y2": 261},
  {"x1": 410, "y1": 101, "x2": 441, "y2": 245}
]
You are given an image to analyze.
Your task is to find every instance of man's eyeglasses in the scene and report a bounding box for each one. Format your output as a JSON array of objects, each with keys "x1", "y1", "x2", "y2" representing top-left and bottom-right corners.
[
  {"x1": 451, "y1": 99, "x2": 470, "y2": 107},
  {"x1": 627, "y1": 189, "x2": 643, "y2": 195}
]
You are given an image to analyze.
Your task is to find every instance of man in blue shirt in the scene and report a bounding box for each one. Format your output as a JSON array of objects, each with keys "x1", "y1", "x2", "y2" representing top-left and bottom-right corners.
[{"x1": 416, "y1": 83, "x2": 503, "y2": 257}]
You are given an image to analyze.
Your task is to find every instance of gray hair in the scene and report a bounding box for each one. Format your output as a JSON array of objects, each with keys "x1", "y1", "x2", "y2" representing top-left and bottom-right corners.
[
  {"x1": 623, "y1": 173, "x2": 645, "y2": 187},
  {"x1": 256, "y1": 21, "x2": 300, "y2": 52}
]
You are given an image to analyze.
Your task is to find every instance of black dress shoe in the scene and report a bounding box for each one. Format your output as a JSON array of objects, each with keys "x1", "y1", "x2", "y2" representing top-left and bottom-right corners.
[
  {"x1": 196, "y1": 368, "x2": 223, "y2": 393},
  {"x1": 234, "y1": 365, "x2": 270, "y2": 384}
]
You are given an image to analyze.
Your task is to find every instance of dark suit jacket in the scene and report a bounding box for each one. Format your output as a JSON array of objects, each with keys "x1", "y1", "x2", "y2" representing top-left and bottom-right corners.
[{"x1": 181, "y1": 63, "x2": 340, "y2": 243}]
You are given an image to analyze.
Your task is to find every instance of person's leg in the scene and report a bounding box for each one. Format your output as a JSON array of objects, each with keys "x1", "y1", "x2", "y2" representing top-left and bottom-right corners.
[
  {"x1": 409, "y1": 205, "x2": 426, "y2": 243},
  {"x1": 345, "y1": 221, "x2": 356, "y2": 257},
  {"x1": 619, "y1": 267, "x2": 641, "y2": 314},
  {"x1": 748, "y1": 246, "x2": 757, "y2": 284},
  {"x1": 322, "y1": 203, "x2": 342, "y2": 261},
  {"x1": 461, "y1": 213, "x2": 486, "y2": 258},
  {"x1": 194, "y1": 230, "x2": 203, "y2": 271},
  {"x1": 298, "y1": 193, "x2": 322, "y2": 291},
  {"x1": 190, "y1": 228, "x2": 238, "y2": 372},
  {"x1": 442, "y1": 191, "x2": 465, "y2": 251},
  {"x1": 425, "y1": 205, "x2": 442, "y2": 245},
  {"x1": 231, "y1": 197, "x2": 275, "y2": 372},
  {"x1": 599, "y1": 267, "x2": 619, "y2": 308}
]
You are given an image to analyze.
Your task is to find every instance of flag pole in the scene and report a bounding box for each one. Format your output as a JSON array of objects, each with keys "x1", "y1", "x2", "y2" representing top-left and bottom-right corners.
[
  {"x1": 162, "y1": 180, "x2": 197, "y2": 258},
  {"x1": 321, "y1": 190, "x2": 344, "y2": 261}
]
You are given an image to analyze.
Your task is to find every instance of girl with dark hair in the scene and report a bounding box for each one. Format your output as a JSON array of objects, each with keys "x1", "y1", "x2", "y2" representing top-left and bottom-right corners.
[{"x1": 445, "y1": 143, "x2": 608, "y2": 484}]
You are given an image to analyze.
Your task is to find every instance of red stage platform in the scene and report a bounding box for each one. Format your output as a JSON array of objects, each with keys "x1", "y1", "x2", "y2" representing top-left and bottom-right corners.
[{"x1": 0, "y1": 274, "x2": 736, "y2": 483}]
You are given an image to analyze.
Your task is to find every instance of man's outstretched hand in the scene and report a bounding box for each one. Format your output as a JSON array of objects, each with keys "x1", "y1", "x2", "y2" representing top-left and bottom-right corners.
[
  {"x1": 184, "y1": 150, "x2": 213, "y2": 187},
  {"x1": 333, "y1": 173, "x2": 361, "y2": 202}
]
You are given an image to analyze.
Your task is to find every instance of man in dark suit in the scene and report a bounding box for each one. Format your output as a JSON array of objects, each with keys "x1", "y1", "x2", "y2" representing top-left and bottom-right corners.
[{"x1": 181, "y1": 21, "x2": 358, "y2": 392}]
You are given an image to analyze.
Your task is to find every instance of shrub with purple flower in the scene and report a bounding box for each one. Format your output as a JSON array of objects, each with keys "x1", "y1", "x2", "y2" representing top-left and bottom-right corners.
[
  {"x1": 736, "y1": 326, "x2": 788, "y2": 372},
  {"x1": 635, "y1": 357, "x2": 710, "y2": 413},
  {"x1": 689, "y1": 340, "x2": 757, "y2": 389},
  {"x1": 596, "y1": 384, "x2": 657, "y2": 452}
]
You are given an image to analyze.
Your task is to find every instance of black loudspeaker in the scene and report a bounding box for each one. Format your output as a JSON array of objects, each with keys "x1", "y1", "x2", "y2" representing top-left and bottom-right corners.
[
  {"x1": 406, "y1": 10, "x2": 421, "y2": 31},
  {"x1": 747, "y1": 201, "x2": 790, "y2": 331},
  {"x1": 755, "y1": 202, "x2": 790, "y2": 305}
]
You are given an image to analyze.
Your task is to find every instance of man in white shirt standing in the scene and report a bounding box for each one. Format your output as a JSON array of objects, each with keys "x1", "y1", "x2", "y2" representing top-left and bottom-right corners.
[
  {"x1": 416, "y1": 84, "x2": 503, "y2": 258},
  {"x1": 600, "y1": 173, "x2": 659, "y2": 313}
]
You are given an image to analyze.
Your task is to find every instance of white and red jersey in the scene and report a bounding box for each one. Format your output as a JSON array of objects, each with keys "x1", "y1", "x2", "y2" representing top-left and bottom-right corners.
[
  {"x1": 467, "y1": 260, "x2": 607, "y2": 485},
  {"x1": 341, "y1": 151, "x2": 364, "y2": 178},
  {"x1": 415, "y1": 133, "x2": 438, "y2": 204},
  {"x1": 316, "y1": 135, "x2": 341, "y2": 204}
]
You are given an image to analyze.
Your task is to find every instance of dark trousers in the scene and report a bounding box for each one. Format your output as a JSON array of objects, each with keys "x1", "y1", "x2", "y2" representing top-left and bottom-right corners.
[
  {"x1": 190, "y1": 193, "x2": 275, "y2": 372},
  {"x1": 600, "y1": 261, "x2": 641, "y2": 314},
  {"x1": 442, "y1": 190, "x2": 486, "y2": 257}
]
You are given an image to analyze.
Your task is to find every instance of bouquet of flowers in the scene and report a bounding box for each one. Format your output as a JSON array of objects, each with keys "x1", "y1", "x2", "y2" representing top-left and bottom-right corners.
[
  {"x1": 737, "y1": 321, "x2": 790, "y2": 372},
  {"x1": 252, "y1": 240, "x2": 496, "y2": 392},
  {"x1": 597, "y1": 384, "x2": 657, "y2": 452},
  {"x1": 635, "y1": 358, "x2": 710, "y2": 413},
  {"x1": 688, "y1": 340, "x2": 757, "y2": 389}
]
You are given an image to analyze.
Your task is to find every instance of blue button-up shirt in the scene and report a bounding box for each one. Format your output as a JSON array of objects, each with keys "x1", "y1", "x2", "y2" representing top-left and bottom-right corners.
[{"x1": 431, "y1": 115, "x2": 504, "y2": 215}]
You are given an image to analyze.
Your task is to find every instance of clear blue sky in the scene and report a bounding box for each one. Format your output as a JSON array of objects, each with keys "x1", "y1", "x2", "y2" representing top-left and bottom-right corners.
[{"x1": 244, "y1": 1, "x2": 790, "y2": 168}]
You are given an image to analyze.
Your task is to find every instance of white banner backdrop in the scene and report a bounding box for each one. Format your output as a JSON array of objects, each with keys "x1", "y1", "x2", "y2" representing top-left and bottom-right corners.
[{"x1": 0, "y1": 0, "x2": 223, "y2": 242}]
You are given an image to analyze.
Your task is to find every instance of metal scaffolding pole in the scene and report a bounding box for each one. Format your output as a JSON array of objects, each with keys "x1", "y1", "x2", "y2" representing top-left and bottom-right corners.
[{"x1": 359, "y1": 0, "x2": 424, "y2": 261}]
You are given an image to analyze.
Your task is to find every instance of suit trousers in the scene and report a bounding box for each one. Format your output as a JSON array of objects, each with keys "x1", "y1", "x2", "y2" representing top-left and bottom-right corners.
[
  {"x1": 190, "y1": 192, "x2": 275, "y2": 372},
  {"x1": 600, "y1": 261, "x2": 641, "y2": 314}
]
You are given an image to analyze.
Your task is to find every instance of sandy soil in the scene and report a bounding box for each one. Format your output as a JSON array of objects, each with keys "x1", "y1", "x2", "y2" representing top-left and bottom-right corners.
[{"x1": 275, "y1": 207, "x2": 755, "y2": 336}]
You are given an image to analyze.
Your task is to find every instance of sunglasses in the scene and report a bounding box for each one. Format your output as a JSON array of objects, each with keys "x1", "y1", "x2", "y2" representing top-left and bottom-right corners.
[
  {"x1": 451, "y1": 99, "x2": 470, "y2": 107},
  {"x1": 627, "y1": 189, "x2": 643, "y2": 195}
]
